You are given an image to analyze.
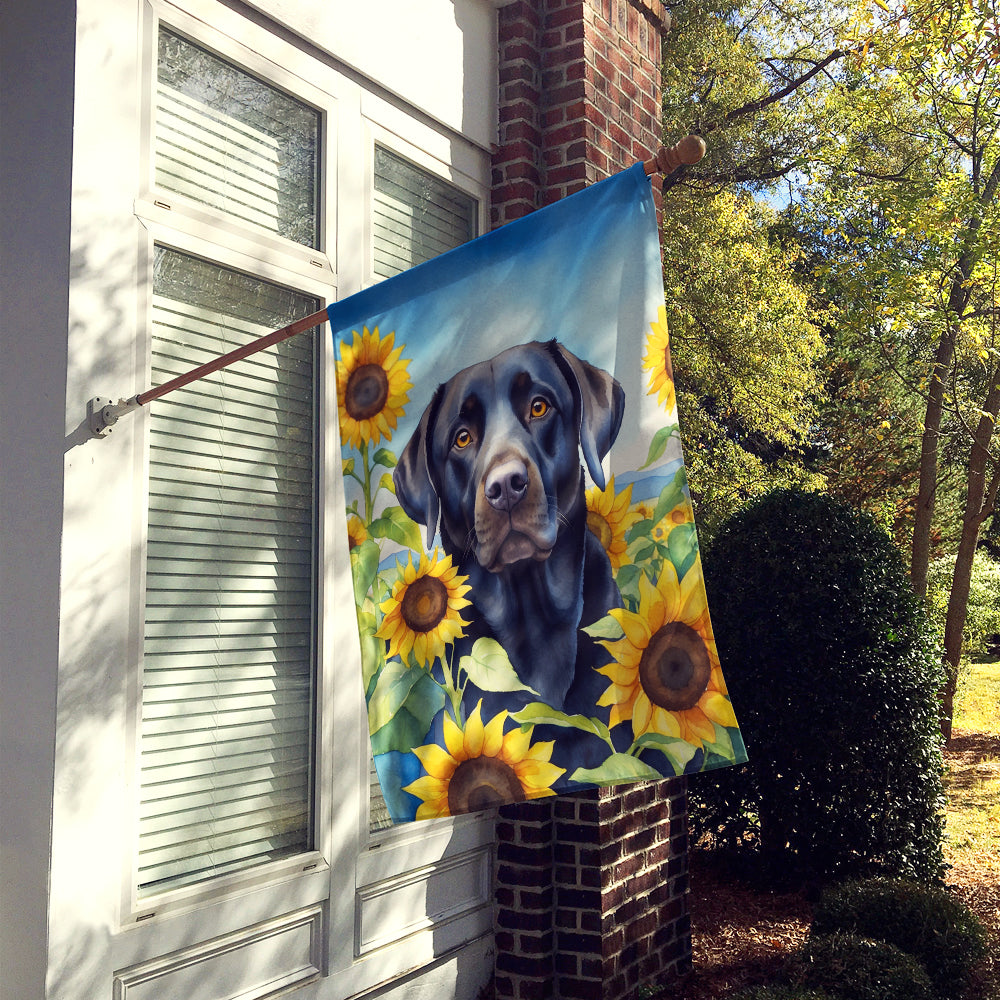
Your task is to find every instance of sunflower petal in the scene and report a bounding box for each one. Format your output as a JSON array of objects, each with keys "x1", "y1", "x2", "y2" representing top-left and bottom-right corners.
[{"x1": 413, "y1": 742, "x2": 459, "y2": 779}]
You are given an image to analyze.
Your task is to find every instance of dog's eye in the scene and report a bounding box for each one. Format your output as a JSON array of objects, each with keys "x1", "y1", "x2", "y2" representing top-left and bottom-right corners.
[
  {"x1": 529, "y1": 398, "x2": 549, "y2": 419},
  {"x1": 454, "y1": 428, "x2": 473, "y2": 449}
]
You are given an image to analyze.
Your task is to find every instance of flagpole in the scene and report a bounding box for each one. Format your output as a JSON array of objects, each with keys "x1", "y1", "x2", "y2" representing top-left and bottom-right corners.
[{"x1": 88, "y1": 136, "x2": 705, "y2": 438}]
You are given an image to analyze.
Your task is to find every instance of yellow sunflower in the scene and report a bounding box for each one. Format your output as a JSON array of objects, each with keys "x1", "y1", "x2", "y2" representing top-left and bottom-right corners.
[
  {"x1": 377, "y1": 550, "x2": 472, "y2": 666},
  {"x1": 642, "y1": 305, "x2": 676, "y2": 413},
  {"x1": 403, "y1": 701, "x2": 565, "y2": 818},
  {"x1": 585, "y1": 476, "x2": 641, "y2": 571},
  {"x1": 652, "y1": 500, "x2": 694, "y2": 544},
  {"x1": 596, "y1": 559, "x2": 737, "y2": 747},
  {"x1": 346, "y1": 514, "x2": 369, "y2": 550},
  {"x1": 337, "y1": 326, "x2": 412, "y2": 449}
]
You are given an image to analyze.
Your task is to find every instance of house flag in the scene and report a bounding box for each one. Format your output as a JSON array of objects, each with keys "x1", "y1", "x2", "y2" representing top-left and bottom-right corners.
[{"x1": 328, "y1": 163, "x2": 747, "y2": 822}]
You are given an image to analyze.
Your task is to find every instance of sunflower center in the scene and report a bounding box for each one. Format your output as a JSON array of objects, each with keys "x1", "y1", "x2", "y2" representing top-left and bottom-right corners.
[
  {"x1": 447, "y1": 757, "x2": 525, "y2": 814},
  {"x1": 638, "y1": 621, "x2": 711, "y2": 712},
  {"x1": 587, "y1": 510, "x2": 614, "y2": 550},
  {"x1": 400, "y1": 576, "x2": 449, "y2": 633},
  {"x1": 345, "y1": 363, "x2": 390, "y2": 421}
]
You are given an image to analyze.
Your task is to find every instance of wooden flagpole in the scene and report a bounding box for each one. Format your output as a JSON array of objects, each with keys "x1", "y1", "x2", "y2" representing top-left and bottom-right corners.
[{"x1": 88, "y1": 135, "x2": 704, "y2": 437}]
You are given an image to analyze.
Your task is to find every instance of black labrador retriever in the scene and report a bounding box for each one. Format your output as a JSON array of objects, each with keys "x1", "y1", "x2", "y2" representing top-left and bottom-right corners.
[{"x1": 394, "y1": 339, "x2": 625, "y2": 716}]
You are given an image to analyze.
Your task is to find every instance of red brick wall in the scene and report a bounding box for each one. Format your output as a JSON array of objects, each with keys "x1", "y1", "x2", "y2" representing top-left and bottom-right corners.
[
  {"x1": 490, "y1": 6, "x2": 690, "y2": 997},
  {"x1": 492, "y1": 0, "x2": 667, "y2": 227}
]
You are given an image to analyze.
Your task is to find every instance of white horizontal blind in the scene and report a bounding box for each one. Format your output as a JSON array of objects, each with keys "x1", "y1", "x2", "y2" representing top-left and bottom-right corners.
[
  {"x1": 139, "y1": 247, "x2": 319, "y2": 895},
  {"x1": 156, "y1": 27, "x2": 320, "y2": 248},
  {"x1": 372, "y1": 145, "x2": 477, "y2": 280},
  {"x1": 368, "y1": 149, "x2": 478, "y2": 831}
]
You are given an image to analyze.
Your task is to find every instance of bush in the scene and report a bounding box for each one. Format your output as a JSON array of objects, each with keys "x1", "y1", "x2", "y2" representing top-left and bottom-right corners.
[
  {"x1": 693, "y1": 488, "x2": 947, "y2": 882},
  {"x1": 790, "y1": 933, "x2": 934, "y2": 1000},
  {"x1": 811, "y1": 878, "x2": 988, "y2": 999},
  {"x1": 732, "y1": 987, "x2": 836, "y2": 1000}
]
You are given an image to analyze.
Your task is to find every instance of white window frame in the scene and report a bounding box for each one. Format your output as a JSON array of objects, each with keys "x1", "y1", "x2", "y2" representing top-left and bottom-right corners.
[
  {"x1": 123, "y1": 0, "x2": 340, "y2": 930},
  {"x1": 110, "y1": 0, "x2": 497, "y2": 992}
]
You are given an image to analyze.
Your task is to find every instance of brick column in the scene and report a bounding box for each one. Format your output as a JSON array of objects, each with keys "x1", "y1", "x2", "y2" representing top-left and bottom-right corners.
[
  {"x1": 491, "y1": 9, "x2": 689, "y2": 997},
  {"x1": 492, "y1": 0, "x2": 668, "y2": 227}
]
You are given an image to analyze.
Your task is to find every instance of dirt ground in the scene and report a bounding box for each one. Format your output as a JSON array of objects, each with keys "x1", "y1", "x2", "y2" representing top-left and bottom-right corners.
[{"x1": 666, "y1": 733, "x2": 1000, "y2": 1000}]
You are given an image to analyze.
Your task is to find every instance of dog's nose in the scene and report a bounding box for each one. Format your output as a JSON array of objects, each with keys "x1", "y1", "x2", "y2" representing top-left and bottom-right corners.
[{"x1": 485, "y1": 459, "x2": 529, "y2": 512}]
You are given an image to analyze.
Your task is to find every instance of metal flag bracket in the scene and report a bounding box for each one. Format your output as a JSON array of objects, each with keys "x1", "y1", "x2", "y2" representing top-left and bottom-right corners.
[
  {"x1": 88, "y1": 395, "x2": 141, "y2": 438},
  {"x1": 85, "y1": 136, "x2": 705, "y2": 440}
]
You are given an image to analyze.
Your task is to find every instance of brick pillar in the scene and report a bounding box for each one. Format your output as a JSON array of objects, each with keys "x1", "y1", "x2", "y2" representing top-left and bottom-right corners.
[
  {"x1": 490, "y1": 3, "x2": 690, "y2": 999},
  {"x1": 492, "y1": 0, "x2": 668, "y2": 227}
]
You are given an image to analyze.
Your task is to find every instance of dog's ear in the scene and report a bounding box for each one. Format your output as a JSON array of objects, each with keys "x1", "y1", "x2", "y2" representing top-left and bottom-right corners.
[
  {"x1": 548, "y1": 340, "x2": 625, "y2": 491},
  {"x1": 393, "y1": 387, "x2": 443, "y2": 548}
]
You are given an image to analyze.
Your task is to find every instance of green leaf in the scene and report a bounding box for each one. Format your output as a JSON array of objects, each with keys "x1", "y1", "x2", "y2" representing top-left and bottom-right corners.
[
  {"x1": 625, "y1": 517, "x2": 654, "y2": 544},
  {"x1": 511, "y1": 703, "x2": 612, "y2": 744},
  {"x1": 628, "y1": 536, "x2": 656, "y2": 564},
  {"x1": 378, "y1": 472, "x2": 396, "y2": 496},
  {"x1": 581, "y1": 614, "x2": 625, "y2": 641},
  {"x1": 372, "y1": 447, "x2": 397, "y2": 469},
  {"x1": 459, "y1": 638, "x2": 539, "y2": 694},
  {"x1": 639, "y1": 424, "x2": 679, "y2": 470},
  {"x1": 356, "y1": 610, "x2": 385, "y2": 695},
  {"x1": 342, "y1": 457, "x2": 355, "y2": 477},
  {"x1": 370, "y1": 707, "x2": 426, "y2": 757},
  {"x1": 630, "y1": 731, "x2": 699, "y2": 773},
  {"x1": 367, "y1": 661, "x2": 444, "y2": 750},
  {"x1": 666, "y1": 522, "x2": 699, "y2": 579},
  {"x1": 614, "y1": 563, "x2": 642, "y2": 593},
  {"x1": 350, "y1": 539, "x2": 381, "y2": 606},
  {"x1": 653, "y1": 468, "x2": 688, "y2": 524},
  {"x1": 699, "y1": 724, "x2": 737, "y2": 763},
  {"x1": 570, "y1": 753, "x2": 664, "y2": 786},
  {"x1": 368, "y1": 506, "x2": 424, "y2": 551}
]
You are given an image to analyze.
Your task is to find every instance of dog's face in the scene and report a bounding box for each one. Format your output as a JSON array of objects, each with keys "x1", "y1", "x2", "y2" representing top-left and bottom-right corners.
[{"x1": 394, "y1": 340, "x2": 624, "y2": 572}]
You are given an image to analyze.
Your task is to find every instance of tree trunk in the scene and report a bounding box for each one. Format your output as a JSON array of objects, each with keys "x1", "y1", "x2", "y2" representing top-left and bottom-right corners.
[
  {"x1": 910, "y1": 331, "x2": 955, "y2": 598},
  {"x1": 941, "y1": 378, "x2": 1000, "y2": 740}
]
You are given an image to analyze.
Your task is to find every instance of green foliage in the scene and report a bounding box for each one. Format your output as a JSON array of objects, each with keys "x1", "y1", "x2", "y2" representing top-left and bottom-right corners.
[
  {"x1": 789, "y1": 933, "x2": 934, "y2": 1000},
  {"x1": 693, "y1": 488, "x2": 947, "y2": 882},
  {"x1": 732, "y1": 987, "x2": 836, "y2": 1000},
  {"x1": 811, "y1": 878, "x2": 988, "y2": 999},
  {"x1": 927, "y1": 550, "x2": 1000, "y2": 659},
  {"x1": 663, "y1": 189, "x2": 826, "y2": 534}
]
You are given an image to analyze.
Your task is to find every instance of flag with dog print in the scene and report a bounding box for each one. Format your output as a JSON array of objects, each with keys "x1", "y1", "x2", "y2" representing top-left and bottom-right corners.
[{"x1": 328, "y1": 163, "x2": 747, "y2": 822}]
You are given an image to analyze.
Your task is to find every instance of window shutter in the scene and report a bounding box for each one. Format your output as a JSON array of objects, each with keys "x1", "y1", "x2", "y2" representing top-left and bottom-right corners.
[
  {"x1": 138, "y1": 248, "x2": 319, "y2": 895},
  {"x1": 372, "y1": 146, "x2": 477, "y2": 280},
  {"x1": 155, "y1": 28, "x2": 320, "y2": 249},
  {"x1": 367, "y1": 148, "x2": 478, "y2": 830}
]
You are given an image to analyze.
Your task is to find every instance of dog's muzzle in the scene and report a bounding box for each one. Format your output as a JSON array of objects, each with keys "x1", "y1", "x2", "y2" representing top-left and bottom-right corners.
[{"x1": 475, "y1": 452, "x2": 556, "y2": 571}]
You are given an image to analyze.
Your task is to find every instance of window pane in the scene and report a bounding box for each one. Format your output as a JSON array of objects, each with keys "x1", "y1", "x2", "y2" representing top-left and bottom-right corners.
[
  {"x1": 156, "y1": 28, "x2": 320, "y2": 248},
  {"x1": 372, "y1": 146, "x2": 477, "y2": 279},
  {"x1": 139, "y1": 247, "x2": 318, "y2": 895},
  {"x1": 368, "y1": 150, "x2": 478, "y2": 831}
]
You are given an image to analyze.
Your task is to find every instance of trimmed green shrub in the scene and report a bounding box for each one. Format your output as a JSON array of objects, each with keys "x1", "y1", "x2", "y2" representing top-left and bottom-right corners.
[
  {"x1": 790, "y1": 933, "x2": 934, "y2": 1000},
  {"x1": 811, "y1": 878, "x2": 988, "y2": 999},
  {"x1": 693, "y1": 488, "x2": 947, "y2": 882},
  {"x1": 732, "y1": 987, "x2": 837, "y2": 1000}
]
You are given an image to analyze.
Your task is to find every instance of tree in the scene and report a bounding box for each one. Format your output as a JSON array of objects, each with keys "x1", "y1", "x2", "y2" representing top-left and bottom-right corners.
[
  {"x1": 658, "y1": 1, "x2": 847, "y2": 531},
  {"x1": 804, "y1": 0, "x2": 1000, "y2": 736},
  {"x1": 660, "y1": 188, "x2": 825, "y2": 532}
]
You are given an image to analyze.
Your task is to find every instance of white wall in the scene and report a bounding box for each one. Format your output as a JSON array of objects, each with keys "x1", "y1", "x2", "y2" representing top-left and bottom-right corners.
[
  {"x1": 0, "y1": 0, "x2": 76, "y2": 994},
  {"x1": 244, "y1": 0, "x2": 498, "y2": 152},
  {"x1": 1, "y1": 1, "x2": 499, "y2": 998}
]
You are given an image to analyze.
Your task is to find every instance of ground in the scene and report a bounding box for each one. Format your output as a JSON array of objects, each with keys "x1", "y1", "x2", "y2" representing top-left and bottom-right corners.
[{"x1": 667, "y1": 727, "x2": 1000, "y2": 1000}]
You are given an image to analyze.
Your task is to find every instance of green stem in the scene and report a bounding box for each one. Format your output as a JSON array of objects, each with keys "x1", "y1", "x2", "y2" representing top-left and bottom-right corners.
[{"x1": 361, "y1": 440, "x2": 374, "y2": 524}]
